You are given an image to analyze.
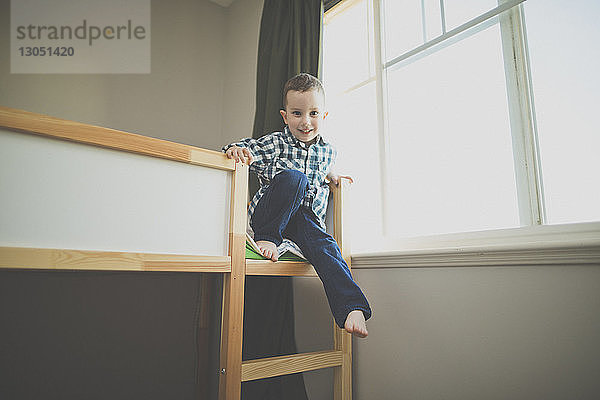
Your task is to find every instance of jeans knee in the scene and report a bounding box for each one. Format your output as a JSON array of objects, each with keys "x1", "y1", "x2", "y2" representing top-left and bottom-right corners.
[{"x1": 273, "y1": 169, "x2": 308, "y2": 190}]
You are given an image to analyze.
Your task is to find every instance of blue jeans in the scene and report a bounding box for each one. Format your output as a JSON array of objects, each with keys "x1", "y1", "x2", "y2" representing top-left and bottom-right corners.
[{"x1": 250, "y1": 169, "x2": 372, "y2": 328}]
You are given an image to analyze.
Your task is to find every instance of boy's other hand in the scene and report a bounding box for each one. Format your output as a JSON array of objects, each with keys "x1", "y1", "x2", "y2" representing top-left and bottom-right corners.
[
  {"x1": 328, "y1": 173, "x2": 354, "y2": 186},
  {"x1": 225, "y1": 146, "x2": 253, "y2": 165}
]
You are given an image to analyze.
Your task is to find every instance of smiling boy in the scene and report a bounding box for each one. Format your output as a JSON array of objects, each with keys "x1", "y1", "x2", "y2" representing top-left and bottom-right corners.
[{"x1": 222, "y1": 73, "x2": 371, "y2": 337}]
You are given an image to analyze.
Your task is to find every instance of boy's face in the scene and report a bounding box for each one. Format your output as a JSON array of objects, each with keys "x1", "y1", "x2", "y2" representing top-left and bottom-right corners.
[{"x1": 280, "y1": 89, "x2": 327, "y2": 143}]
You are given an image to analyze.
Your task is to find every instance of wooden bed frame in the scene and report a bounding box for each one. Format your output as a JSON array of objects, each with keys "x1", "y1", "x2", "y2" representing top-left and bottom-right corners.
[{"x1": 0, "y1": 106, "x2": 353, "y2": 400}]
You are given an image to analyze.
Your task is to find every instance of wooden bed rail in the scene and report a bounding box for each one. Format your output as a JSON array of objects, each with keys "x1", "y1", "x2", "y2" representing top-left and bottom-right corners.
[
  {"x1": 0, "y1": 247, "x2": 231, "y2": 273},
  {"x1": 0, "y1": 106, "x2": 235, "y2": 171}
]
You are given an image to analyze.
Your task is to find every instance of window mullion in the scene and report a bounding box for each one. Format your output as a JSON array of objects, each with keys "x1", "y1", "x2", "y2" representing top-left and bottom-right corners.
[
  {"x1": 372, "y1": 0, "x2": 392, "y2": 235},
  {"x1": 439, "y1": 0, "x2": 447, "y2": 34},
  {"x1": 421, "y1": 0, "x2": 427, "y2": 42},
  {"x1": 498, "y1": 0, "x2": 546, "y2": 226}
]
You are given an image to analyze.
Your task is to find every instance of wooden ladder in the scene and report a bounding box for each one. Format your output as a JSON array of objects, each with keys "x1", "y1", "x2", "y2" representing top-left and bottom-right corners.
[{"x1": 219, "y1": 162, "x2": 353, "y2": 400}]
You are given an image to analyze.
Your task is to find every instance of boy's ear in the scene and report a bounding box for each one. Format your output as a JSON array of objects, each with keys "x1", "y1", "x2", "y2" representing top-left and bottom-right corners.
[
  {"x1": 280, "y1": 109, "x2": 288, "y2": 124},
  {"x1": 324, "y1": 111, "x2": 328, "y2": 119}
]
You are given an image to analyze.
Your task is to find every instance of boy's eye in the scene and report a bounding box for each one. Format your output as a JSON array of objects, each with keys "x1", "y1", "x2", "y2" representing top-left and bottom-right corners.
[
  {"x1": 310, "y1": 111, "x2": 320, "y2": 116},
  {"x1": 292, "y1": 111, "x2": 301, "y2": 116}
]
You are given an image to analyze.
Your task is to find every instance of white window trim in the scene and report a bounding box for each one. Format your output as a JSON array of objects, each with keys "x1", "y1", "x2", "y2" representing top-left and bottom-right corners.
[
  {"x1": 498, "y1": 0, "x2": 546, "y2": 226},
  {"x1": 352, "y1": 221, "x2": 600, "y2": 268}
]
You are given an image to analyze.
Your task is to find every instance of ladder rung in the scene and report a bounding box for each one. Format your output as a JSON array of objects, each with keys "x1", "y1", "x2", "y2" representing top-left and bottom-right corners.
[
  {"x1": 246, "y1": 259, "x2": 318, "y2": 277},
  {"x1": 241, "y1": 350, "x2": 343, "y2": 382}
]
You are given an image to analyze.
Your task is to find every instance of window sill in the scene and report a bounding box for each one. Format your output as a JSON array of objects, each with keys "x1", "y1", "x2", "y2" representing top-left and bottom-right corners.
[{"x1": 351, "y1": 222, "x2": 600, "y2": 268}]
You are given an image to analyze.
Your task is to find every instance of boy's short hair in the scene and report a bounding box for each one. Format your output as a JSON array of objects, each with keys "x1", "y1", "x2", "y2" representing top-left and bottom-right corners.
[{"x1": 282, "y1": 73, "x2": 325, "y2": 108}]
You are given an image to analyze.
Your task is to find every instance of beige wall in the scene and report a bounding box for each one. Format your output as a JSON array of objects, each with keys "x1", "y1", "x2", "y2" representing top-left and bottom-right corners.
[
  {"x1": 0, "y1": 0, "x2": 263, "y2": 151},
  {"x1": 221, "y1": 0, "x2": 264, "y2": 145}
]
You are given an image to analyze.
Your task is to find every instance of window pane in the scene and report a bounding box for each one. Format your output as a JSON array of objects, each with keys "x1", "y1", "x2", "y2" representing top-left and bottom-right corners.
[
  {"x1": 386, "y1": 24, "x2": 519, "y2": 237},
  {"x1": 443, "y1": 0, "x2": 496, "y2": 31},
  {"x1": 323, "y1": 0, "x2": 372, "y2": 94},
  {"x1": 383, "y1": 0, "x2": 444, "y2": 59},
  {"x1": 524, "y1": 0, "x2": 600, "y2": 224},
  {"x1": 325, "y1": 82, "x2": 384, "y2": 253},
  {"x1": 382, "y1": 0, "x2": 423, "y2": 61}
]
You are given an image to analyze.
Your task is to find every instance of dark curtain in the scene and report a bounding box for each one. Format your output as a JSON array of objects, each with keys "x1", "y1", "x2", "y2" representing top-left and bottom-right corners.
[
  {"x1": 251, "y1": 0, "x2": 323, "y2": 142},
  {"x1": 243, "y1": 1, "x2": 323, "y2": 399}
]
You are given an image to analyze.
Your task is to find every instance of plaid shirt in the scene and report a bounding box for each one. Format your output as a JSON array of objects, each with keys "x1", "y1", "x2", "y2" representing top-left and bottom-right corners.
[{"x1": 223, "y1": 126, "x2": 337, "y2": 227}]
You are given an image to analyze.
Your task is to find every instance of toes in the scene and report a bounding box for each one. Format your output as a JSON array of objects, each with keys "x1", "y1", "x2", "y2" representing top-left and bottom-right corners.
[
  {"x1": 260, "y1": 248, "x2": 278, "y2": 262},
  {"x1": 346, "y1": 325, "x2": 368, "y2": 338},
  {"x1": 256, "y1": 241, "x2": 279, "y2": 262},
  {"x1": 344, "y1": 312, "x2": 368, "y2": 338}
]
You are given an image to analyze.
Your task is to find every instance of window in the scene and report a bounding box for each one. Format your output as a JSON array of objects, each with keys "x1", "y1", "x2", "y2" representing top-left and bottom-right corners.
[{"x1": 323, "y1": 0, "x2": 600, "y2": 253}]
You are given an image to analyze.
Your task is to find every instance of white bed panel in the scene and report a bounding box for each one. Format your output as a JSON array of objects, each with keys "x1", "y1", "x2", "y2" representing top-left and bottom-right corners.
[{"x1": 0, "y1": 129, "x2": 230, "y2": 256}]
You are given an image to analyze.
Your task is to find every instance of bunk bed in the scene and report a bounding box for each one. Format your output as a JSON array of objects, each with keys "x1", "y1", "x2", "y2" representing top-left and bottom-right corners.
[{"x1": 0, "y1": 106, "x2": 354, "y2": 400}]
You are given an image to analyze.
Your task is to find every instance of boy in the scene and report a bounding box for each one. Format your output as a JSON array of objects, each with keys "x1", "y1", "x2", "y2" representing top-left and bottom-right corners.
[{"x1": 222, "y1": 73, "x2": 371, "y2": 338}]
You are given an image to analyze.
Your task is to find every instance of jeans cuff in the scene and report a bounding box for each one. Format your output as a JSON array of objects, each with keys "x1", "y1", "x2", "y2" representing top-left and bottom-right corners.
[{"x1": 345, "y1": 306, "x2": 372, "y2": 322}]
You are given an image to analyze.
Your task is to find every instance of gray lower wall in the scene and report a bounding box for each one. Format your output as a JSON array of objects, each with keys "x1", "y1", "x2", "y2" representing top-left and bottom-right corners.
[{"x1": 295, "y1": 264, "x2": 600, "y2": 400}]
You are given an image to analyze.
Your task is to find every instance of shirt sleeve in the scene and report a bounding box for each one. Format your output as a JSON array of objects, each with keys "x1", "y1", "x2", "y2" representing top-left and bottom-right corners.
[
  {"x1": 325, "y1": 144, "x2": 338, "y2": 174},
  {"x1": 222, "y1": 134, "x2": 280, "y2": 176}
]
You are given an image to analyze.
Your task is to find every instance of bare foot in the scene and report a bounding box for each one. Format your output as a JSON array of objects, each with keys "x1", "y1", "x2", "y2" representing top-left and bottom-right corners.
[
  {"x1": 344, "y1": 310, "x2": 368, "y2": 338},
  {"x1": 256, "y1": 240, "x2": 279, "y2": 262}
]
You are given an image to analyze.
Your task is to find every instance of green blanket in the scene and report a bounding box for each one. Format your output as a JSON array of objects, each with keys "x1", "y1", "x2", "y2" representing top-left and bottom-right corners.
[{"x1": 245, "y1": 241, "x2": 305, "y2": 262}]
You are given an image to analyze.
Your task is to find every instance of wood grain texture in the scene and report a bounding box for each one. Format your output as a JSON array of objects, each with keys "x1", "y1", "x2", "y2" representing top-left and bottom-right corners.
[
  {"x1": 330, "y1": 178, "x2": 354, "y2": 400},
  {"x1": 334, "y1": 325, "x2": 353, "y2": 400},
  {"x1": 0, "y1": 247, "x2": 231, "y2": 272},
  {"x1": 246, "y1": 259, "x2": 317, "y2": 277},
  {"x1": 0, "y1": 106, "x2": 235, "y2": 171},
  {"x1": 330, "y1": 179, "x2": 352, "y2": 264},
  {"x1": 219, "y1": 162, "x2": 248, "y2": 400},
  {"x1": 241, "y1": 350, "x2": 343, "y2": 382}
]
